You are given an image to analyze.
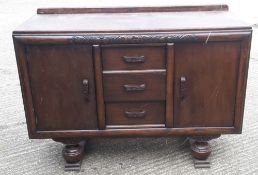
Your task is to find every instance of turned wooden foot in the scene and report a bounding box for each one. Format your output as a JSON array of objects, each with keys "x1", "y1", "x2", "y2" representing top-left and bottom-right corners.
[
  {"x1": 53, "y1": 139, "x2": 86, "y2": 171},
  {"x1": 190, "y1": 140, "x2": 211, "y2": 160},
  {"x1": 189, "y1": 135, "x2": 220, "y2": 168}
]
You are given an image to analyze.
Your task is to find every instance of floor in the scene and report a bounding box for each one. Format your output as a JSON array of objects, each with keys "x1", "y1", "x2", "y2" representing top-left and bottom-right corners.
[{"x1": 0, "y1": 0, "x2": 258, "y2": 174}]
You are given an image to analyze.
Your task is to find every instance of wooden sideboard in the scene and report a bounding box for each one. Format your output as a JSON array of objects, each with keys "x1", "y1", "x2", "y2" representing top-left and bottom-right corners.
[{"x1": 13, "y1": 5, "x2": 252, "y2": 170}]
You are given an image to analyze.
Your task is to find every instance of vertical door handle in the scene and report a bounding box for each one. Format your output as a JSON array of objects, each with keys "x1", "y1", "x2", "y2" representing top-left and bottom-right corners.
[
  {"x1": 180, "y1": 76, "x2": 187, "y2": 100},
  {"x1": 82, "y1": 79, "x2": 89, "y2": 101}
]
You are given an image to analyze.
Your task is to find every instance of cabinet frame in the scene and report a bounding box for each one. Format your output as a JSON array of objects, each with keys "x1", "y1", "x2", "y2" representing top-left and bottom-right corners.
[{"x1": 13, "y1": 29, "x2": 252, "y2": 139}]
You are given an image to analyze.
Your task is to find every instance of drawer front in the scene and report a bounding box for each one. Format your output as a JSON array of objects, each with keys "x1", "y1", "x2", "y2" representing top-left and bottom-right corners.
[
  {"x1": 103, "y1": 71, "x2": 166, "y2": 102},
  {"x1": 106, "y1": 102, "x2": 165, "y2": 126},
  {"x1": 102, "y1": 44, "x2": 166, "y2": 70}
]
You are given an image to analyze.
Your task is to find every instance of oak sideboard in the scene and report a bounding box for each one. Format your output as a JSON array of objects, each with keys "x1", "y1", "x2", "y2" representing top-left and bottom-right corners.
[{"x1": 13, "y1": 5, "x2": 252, "y2": 170}]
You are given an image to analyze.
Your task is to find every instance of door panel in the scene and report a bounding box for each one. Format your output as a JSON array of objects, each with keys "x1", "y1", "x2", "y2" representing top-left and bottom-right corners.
[
  {"x1": 27, "y1": 45, "x2": 97, "y2": 131},
  {"x1": 174, "y1": 42, "x2": 240, "y2": 127}
]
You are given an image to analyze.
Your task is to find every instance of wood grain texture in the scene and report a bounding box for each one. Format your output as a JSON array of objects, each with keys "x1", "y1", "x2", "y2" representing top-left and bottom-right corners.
[
  {"x1": 93, "y1": 45, "x2": 106, "y2": 130},
  {"x1": 174, "y1": 42, "x2": 240, "y2": 128},
  {"x1": 103, "y1": 71, "x2": 166, "y2": 102},
  {"x1": 13, "y1": 40, "x2": 37, "y2": 138},
  {"x1": 26, "y1": 45, "x2": 98, "y2": 130},
  {"x1": 234, "y1": 34, "x2": 252, "y2": 132},
  {"x1": 165, "y1": 43, "x2": 174, "y2": 128},
  {"x1": 105, "y1": 102, "x2": 165, "y2": 126},
  {"x1": 102, "y1": 44, "x2": 166, "y2": 70}
]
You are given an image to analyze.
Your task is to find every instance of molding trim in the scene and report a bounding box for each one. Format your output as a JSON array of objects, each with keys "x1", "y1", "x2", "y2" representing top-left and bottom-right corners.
[
  {"x1": 69, "y1": 33, "x2": 198, "y2": 44},
  {"x1": 13, "y1": 30, "x2": 252, "y2": 45}
]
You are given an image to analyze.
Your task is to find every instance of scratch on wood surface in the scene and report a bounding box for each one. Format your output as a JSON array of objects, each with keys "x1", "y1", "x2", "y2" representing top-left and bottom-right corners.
[{"x1": 205, "y1": 32, "x2": 212, "y2": 44}]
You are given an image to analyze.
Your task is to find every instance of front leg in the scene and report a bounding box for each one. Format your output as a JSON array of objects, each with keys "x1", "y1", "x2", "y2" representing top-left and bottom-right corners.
[
  {"x1": 189, "y1": 135, "x2": 220, "y2": 168},
  {"x1": 53, "y1": 139, "x2": 86, "y2": 171}
]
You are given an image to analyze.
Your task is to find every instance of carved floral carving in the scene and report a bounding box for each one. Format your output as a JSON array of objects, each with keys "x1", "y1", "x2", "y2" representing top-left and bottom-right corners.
[{"x1": 69, "y1": 33, "x2": 198, "y2": 44}]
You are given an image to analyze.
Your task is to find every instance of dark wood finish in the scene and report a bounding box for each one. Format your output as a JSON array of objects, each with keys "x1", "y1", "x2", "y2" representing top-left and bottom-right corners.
[
  {"x1": 234, "y1": 35, "x2": 252, "y2": 132},
  {"x1": 102, "y1": 44, "x2": 166, "y2": 70},
  {"x1": 13, "y1": 31, "x2": 251, "y2": 44},
  {"x1": 13, "y1": 40, "x2": 37, "y2": 138},
  {"x1": 26, "y1": 45, "x2": 97, "y2": 131},
  {"x1": 58, "y1": 140, "x2": 86, "y2": 171},
  {"x1": 13, "y1": 5, "x2": 252, "y2": 170},
  {"x1": 105, "y1": 102, "x2": 165, "y2": 126},
  {"x1": 82, "y1": 79, "x2": 89, "y2": 101},
  {"x1": 37, "y1": 127, "x2": 234, "y2": 138},
  {"x1": 37, "y1": 5, "x2": 228, "y2": 14},
  {"x1": 14, "y1": 11, "x2": 250, "y2": 34},
  {"x1": 103, "y1": 71, "x2": 166, "y2": 102},
  {"x1": 93, "y1": 45, "x2": 106, "y2": 130},
  {"x1": 190, "y1": 140, "x2": 211, "y2": 160},
  {"x1": 106, "y1": 124, "x2": 165, "y2": 129},
  {"x1": 174, "y1": 42, "x2": 241, "y2": 128},
  {"x1": 165, "y1": 43, "x2": 174, "y2": 128},
  {"x1": 189, "y1": 135, "x2": 220, "y2": 168}
]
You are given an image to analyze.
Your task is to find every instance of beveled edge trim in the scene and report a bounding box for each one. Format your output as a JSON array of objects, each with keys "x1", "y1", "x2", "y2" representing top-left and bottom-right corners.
[
  {"x1": 34, "y1": 127, "x2": 237, "y2": 139},
  {"x1": 12, "y1": 30, "x2": 252, "y2": 45},
  {"x1": 106, "y1": 124, "x2": 165, "y2": 129},
  {"x1": 103, "y1": 69, "x2": 166, "y2": 74},
  {"x1": 101, "y1": 43, "x2": 166, "y2": 48},
  {"x1": 37, "y1": 5, "x2": 229, "y2": 14}
]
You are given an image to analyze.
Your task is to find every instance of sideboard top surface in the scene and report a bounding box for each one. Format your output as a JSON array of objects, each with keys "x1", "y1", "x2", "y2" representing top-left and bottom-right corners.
[{"x1": 13, "y1": 5, "x2": 251, "y2": 34}]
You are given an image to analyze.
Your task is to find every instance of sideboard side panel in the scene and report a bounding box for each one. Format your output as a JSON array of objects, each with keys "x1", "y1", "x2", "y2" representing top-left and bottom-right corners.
[
  {"x1": 13, "y1": 39, "x2": 37, "y2": 138},
  {"x1": 234, "y1": 34, "x2": 252, "y2": 132}
]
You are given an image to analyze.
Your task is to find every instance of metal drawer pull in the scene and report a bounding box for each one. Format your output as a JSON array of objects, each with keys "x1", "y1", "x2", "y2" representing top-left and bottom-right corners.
[
  {"x1": 125, "y1": 110, "x2": 146, "y2": 118},
  {"x1": 122, "y1": 56, "x2": 145, "y2": 63},
  {"x1": 123, "y1": 84, "x2": 146, "y2": 92},
  {"x1": 180, "y1": 76, "x2": 187, "y2": 100},
  {"x1": 82, "y1": 79, "x2": 89, "y2": 101}
]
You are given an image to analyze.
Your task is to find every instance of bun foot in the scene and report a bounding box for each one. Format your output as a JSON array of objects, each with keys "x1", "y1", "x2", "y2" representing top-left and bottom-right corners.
[
  {"x1": 53, "y1": 139, "x2": 86, "y2": 171},
  {"x1": 63, "y1": 141, "x2": 85, "y2": 171},
  {"x1": 190, "y1": 140, "x2": 211, "y2": 168},
  {"x1": 63, "y1": 140, "x2": 86, "y2": 171},
  {"x1": 189, "y1": 135, "x2": 220, "y2": 168},
  {"x1": 190, "y1": 140, "x2": 211, "y2": 160}
]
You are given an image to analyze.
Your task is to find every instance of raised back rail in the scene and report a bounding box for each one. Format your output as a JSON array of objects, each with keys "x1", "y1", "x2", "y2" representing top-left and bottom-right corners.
[{"x1": 37, "y1": 5, "x2": 228, "y2": 14}]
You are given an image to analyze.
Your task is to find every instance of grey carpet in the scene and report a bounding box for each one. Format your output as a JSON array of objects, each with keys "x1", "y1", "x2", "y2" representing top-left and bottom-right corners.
[{"x1": 1, "y1": 1, "x2": 258, "y2": 175}]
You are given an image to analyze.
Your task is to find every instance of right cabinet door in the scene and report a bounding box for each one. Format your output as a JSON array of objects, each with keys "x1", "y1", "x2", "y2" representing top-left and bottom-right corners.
[{"x1": 174, "y1": 42, "x2": 240, "y2": 127}]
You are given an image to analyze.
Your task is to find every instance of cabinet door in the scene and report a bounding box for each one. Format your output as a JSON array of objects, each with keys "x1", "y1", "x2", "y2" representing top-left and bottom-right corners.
[
  {"x1": 174, "y1": 42, "x2": 240, "y2": 127},
  {"x1": 27, "y1": 45, "x2": 97, "y2": 131}
]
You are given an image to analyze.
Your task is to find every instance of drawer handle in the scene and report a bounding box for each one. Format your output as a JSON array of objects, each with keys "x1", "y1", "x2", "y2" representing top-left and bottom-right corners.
[
  {"x1": 180, "y1": 76, "x2": 187, "y2": 100},
  {"x1": 125, "y1": 110, "x2": 146, "y2": 118},
  {"x1": 82, "y1": 79, "x2": 89, "y2": 101},
  {"x1": 122, "y1": 56, "x2": 145, "y2": 63},
  {"x1": 123, "y1": 84, "x2": 146, "y2": 92}
]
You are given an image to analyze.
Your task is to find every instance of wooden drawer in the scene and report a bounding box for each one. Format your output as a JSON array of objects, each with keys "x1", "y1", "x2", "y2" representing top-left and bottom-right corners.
[
  {"x1": 105, "y1": 102, "x2": 165, "y2": 126},
  {"x1": 103, "y1": 71, "x2": 166, "y2": 102},
  {"x1": 101, "y1": 44, "x2": 166, "y2": 70}
]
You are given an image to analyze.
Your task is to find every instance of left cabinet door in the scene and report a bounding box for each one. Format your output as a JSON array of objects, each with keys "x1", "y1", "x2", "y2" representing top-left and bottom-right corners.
[{"x1": 26, "y1": 45, "x2": 97, "y2": 131}]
